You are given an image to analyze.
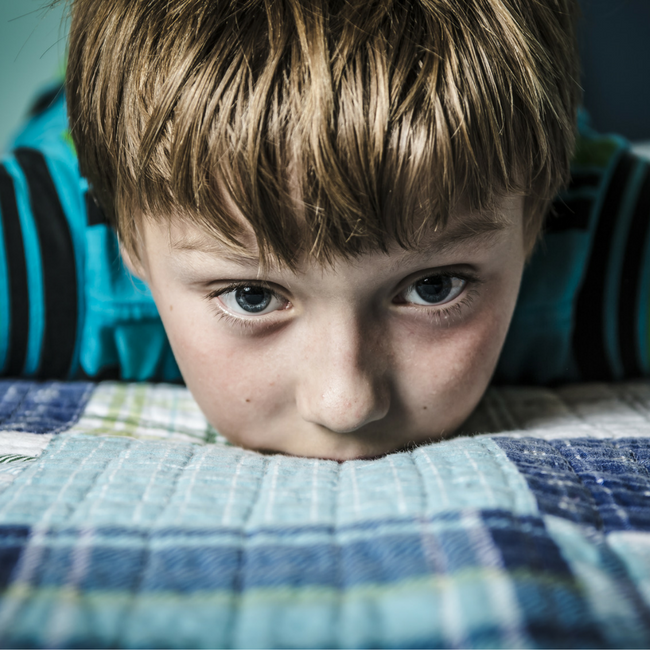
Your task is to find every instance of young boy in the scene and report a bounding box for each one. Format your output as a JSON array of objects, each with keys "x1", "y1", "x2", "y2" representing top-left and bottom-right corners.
[{"x1": 1, "y1": 0, "x2": 648, "y2": 459}]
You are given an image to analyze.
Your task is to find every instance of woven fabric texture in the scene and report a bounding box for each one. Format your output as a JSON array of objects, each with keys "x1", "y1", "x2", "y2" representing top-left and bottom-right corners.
[{"x1": 0, "y1": 381, "x2": 649, "y2": 648}]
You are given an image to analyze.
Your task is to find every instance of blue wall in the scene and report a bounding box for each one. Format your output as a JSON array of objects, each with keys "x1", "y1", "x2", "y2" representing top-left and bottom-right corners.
[
  {"x1": 580, "y1": 0, "x2": 650, "y2": 140},
  {"x1": 0, "y1": 0, "x2": 68, "y2": 151}
]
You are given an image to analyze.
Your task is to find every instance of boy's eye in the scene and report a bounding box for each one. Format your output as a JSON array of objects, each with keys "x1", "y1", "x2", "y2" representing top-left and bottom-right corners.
[
  {"x1": 218, "y1": 285, "x2": 286, "y2": 315},
  {"x1": 403, "y1": 275, "x2": 466, "y2": 306}
]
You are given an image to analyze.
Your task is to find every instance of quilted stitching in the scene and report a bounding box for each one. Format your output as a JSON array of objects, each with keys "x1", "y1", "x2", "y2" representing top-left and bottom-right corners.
[{"x1": 0, "y1": 380, "x2": 649, "y2": 647}]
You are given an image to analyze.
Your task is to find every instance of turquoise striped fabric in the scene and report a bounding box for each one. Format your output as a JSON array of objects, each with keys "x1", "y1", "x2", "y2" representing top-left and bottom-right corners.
[
  {"x1": 1, "y1": 89, "x2": 650, "y2": 384},
  {"x1": 496, "y1": 114, "x2": 650, "y2": 384}
]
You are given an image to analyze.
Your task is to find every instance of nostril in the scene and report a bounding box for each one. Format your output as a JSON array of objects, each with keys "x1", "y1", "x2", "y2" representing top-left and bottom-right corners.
[
  {"x1": 294, "y1": 320, "x2": 390, "y2": 433},
  {"x1": 297, "y1": 381, "x2": 390, "y2": 434}
]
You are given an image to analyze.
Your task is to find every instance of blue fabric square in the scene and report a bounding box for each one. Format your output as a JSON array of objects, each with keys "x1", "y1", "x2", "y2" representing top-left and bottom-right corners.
[
  {"x1": 0, "y1": 525, "x2": 30, "y2": 588},
  {"x1": 488, "y1": 516, "x2": 572, "y2": 575},
  {"x1": 494, "y1": 437, "x2": 602, "y2": 527},
  {"x1": 0, "y1": 380, "x2": 93, "y2": 434},
  {"x1": 551, "y1": 439, "x2": 650, "y2": 532},
  {"x1": 495, "y1": 437, "x2": 650, "y2": 532}
]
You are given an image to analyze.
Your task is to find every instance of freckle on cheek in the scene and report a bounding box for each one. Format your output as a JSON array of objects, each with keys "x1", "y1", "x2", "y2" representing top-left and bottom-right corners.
[
  {"x1": 169, "y1": 305, "x2": 173, "y2": 312},
  {"x1": 245, "y1": 399, "x2": 251, "y2": 403}
]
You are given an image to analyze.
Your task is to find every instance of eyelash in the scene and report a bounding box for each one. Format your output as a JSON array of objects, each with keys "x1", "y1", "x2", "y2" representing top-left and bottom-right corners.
[
  {"x1": 205, "y1": 282, "x2": 288, "y2": 329},
  {"x1": 213, "y1": 310, "x2": 268, "y2": 331},
  {"x1": 399, "y1": 271, "x2": 481, "y2": 326},
  {"x1": 417, "y1": 287, "x2": 480, "y2": 327},
  {"x1": 205, "y1": 272, "x2": 481, "y2": 328}
]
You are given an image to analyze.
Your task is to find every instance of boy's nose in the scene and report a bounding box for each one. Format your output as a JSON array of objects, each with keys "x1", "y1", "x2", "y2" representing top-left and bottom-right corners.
[{"x1": 295, "y1": 315, "x2": 390, "y2": 434}]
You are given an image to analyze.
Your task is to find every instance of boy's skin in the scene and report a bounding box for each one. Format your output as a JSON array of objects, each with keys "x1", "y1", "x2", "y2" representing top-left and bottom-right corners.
[
  {"x1": 64, "y1": 0, "x2": 580, "y2": 459},
  {"x1": 124, "y1": 194, "x2": 526, "y2": 460}
]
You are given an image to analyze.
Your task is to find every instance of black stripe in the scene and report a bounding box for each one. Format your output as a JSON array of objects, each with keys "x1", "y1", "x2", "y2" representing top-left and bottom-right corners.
[
  {"x1": 568, "y1": 172, "x2": 602, "y2": 191},
  {"x1": 546, "y1": 197, "x2": 594, "y2": 232},
  {"x1": 85, "y1": 192, "x2": 109, "y2": 227},
  {"x1": 27, "y1": 84, "x2": 64, "y2": 119},
  {"x1": 14, "y1": 149, "x2": 78, "y2": 379},
  {"x1": 573, "y1": 151, "x2": 637, "y2": 381},
  {"x1": 0, "y1": 165, "x2": 29, "y2": 376},
  {"x1": 618, "y1": 164, "x2": 650, "y2": 377}
]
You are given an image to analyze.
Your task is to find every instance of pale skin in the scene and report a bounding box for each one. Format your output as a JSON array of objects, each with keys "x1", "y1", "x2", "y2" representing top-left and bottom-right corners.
[{"x1": 123, "y1": 195, "x2": 526, "y2": 460}]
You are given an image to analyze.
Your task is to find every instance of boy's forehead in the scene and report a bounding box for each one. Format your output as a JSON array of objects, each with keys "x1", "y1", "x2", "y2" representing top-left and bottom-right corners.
[{"x1": 164, "y1": 194, "x2": 523, "y2": 264}]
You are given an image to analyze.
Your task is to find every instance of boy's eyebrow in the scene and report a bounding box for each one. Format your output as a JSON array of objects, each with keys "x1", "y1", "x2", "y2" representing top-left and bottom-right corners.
[
  {"x1": 417, "y1": 212, "x2": 510, "y2": 254},
  {"x1": 171, "y1": 236, "x2": 261, "y2": 265},
  {"x1": 171, "y1": 210, "x2": 511, "y2": 265}
]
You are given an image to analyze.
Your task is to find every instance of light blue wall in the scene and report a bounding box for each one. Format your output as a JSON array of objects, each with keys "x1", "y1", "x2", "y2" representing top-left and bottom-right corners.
[{"x1": 0, "y1": 0, "x2": 68, "y2": 151}]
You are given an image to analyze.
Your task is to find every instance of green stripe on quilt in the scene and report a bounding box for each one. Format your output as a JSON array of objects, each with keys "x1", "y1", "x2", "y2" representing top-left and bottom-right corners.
[
  {"x1": 0, "y1": 455, "x2": 36, "y2": 464},
  {"x1": 79, "y1": 383, "x2": 225, "y2": 445}
]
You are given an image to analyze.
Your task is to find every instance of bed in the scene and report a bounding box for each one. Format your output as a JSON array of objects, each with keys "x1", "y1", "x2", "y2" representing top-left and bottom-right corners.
[{"x1": 0, "y1": 378, "x2": 649, "y2": 648}]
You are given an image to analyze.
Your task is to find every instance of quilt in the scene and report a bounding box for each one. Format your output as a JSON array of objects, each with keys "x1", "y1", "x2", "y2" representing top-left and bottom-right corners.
[{"x1": 0, "y1": 379, "x2": 649, "y2": 648}]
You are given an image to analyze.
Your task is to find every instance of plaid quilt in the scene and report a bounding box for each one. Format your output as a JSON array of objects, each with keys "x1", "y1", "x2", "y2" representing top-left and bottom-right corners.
[{"x1": 0, "y1": 380, "x2": 649, "y2": 648}]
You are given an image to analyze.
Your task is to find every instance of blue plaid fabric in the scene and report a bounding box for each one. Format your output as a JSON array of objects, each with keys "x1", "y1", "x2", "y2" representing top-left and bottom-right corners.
[
  {"x1": 495, "y1": 437, "x2": 650, "y2": 531},
  {"x1": 0, "y1": 380, "x2": 93, "y2": 434},
  {"x1": 0, "y1": 380, "x2": 649, "y2": 648}
]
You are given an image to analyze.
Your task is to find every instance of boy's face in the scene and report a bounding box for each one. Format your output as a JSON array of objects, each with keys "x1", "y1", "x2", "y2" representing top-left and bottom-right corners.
[{"x1": 130, "y1": 195, "x2": 526, "y2": 460}]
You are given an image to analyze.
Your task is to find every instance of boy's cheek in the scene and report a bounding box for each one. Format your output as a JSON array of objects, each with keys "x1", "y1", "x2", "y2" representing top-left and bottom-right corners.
[
  {"x1": 157, "y1": 302, "x2": 291, "y2": 430},
  {"x1": 392, "y1": 283, "x2": 518, "y2": 433},
  {"x1": 395, "y1": 314, "x2": 507, "y2": 421},
  {"x1": 152, "y1": 269, "x2": 519, "y2": 455}
]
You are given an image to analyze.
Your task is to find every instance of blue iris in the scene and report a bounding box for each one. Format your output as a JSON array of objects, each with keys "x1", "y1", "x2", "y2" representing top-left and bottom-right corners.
[
  {"x1": 415, "y1": 276, "x2": 452, "y2": 303},
  {"x1": 235, "y1": 286, "x2": 272, "y2": 313}
]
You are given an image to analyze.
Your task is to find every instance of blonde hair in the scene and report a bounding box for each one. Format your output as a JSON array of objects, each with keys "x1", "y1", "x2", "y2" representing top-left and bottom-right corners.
[{"x1": 66, "y1": 0, "x2": 581, "y2": 267}]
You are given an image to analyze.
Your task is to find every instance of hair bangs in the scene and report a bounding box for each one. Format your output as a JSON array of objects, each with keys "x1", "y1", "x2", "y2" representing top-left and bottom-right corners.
[{"x1": 67, "y1": 0, "x2": 580, "y2": 267}]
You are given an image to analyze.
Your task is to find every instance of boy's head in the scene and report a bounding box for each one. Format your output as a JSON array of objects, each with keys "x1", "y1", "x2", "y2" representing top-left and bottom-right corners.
[{"x1": 66, "y1": 0, "x2": 581, "y2": 459}]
